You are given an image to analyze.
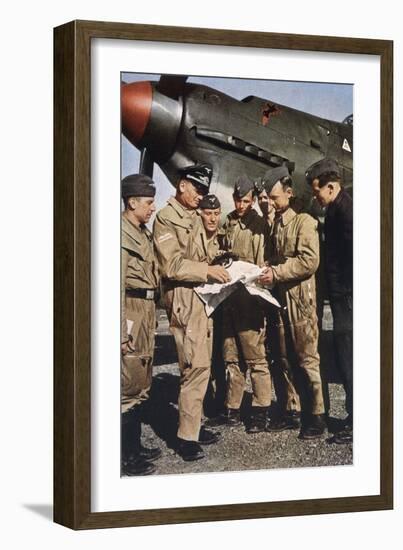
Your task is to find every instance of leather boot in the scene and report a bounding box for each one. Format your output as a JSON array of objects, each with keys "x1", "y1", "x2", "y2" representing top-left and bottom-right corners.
[
  {"x1": 198, "y1": 426, "x2": 221, "y2": 445},
  {"x1": 332, "y1": 414, "x2": 353, "y2": 444},
  {"x1": 177, "y1": 439, "x2": 205, "y2": 461},
  {"x1": 204, "y1": 408, "x2": 241, "y2": 427},
  {"x1": 121, "y1": 407, "x2": 156, "y2": 476},
  {"x1": 265, "y1": 411, "x2": 301, "y2": 432},
  {"x1": 246, "y1": 407, "x2": 268, "y2": 434},
  {"x1": 135, "y1": 401, "x2": 162, "y2": 461},
  {"x1": 298, "y1": 413, "x2": 327, "y2": 440}
]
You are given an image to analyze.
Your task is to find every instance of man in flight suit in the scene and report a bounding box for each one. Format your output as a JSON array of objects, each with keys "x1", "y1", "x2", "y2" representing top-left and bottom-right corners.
[
  {"x1": 305, "y1": 158, "x2": 353, "y2": 443},
  {"x1": 198, "y1": 195, "x2": 228, "y2": 419},
  {"x1": 255, "y1": 175, "x2": 275, "y2": 228},
  {"x1": 259, "y1": 166, "x2": 326, "y2": 439},
  {"x1": 121, "y1": 174, "x2": 162, "y2": 476},
  {"x1": 219, "y1": 175, "x2": 272, "y2": 433},
  {"x1": 153, "y1": 165, "x2": 230, "y2": 461},
  {"x1": 256, "y1": 171, "x2": 302, "y2": 433}
]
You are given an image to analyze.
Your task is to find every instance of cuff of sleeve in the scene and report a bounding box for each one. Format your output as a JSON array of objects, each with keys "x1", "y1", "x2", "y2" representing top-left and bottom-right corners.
[
  {"x1": 271, "y1": 266, "x2": 282, "y2": 283},
  {"x1": 200, "y1": 262, "x2": 209, "y2": 282}
]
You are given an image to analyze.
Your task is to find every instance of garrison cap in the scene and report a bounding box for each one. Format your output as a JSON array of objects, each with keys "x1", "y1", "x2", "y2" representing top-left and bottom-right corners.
[
  {"x1": 233, "y1": 174, "x2": 255, "y2": 198},
  {"x1": 254, "y1": 177, "x2": 265, "y2": 194},
  {"x1": 305, "y1": 158, "x2": 341, "y2": 182},
  {"x1": 121, "y1": 174, "x2": 156, "y2": 198},
  {"x1": 199, "y1": 194, "x2": 221, "y2": 210},
  {"x1": 262, "y1": 166, "x2": 290, "y2": 193},
  {"x1": 178, "y1": 163, "x2": 212, "y2": 189}
]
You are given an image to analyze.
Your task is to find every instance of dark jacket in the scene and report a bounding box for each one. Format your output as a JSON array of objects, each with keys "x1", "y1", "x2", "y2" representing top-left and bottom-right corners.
[{"x1": 324, "y1": 189, "x2": 353, "y2": 298}]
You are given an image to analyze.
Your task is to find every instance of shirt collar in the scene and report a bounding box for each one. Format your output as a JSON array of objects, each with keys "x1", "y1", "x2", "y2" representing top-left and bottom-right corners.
[
  {"x1": 229, "y1": 208, "x2": 256, "y2": 229},
  {"x1": 276, "y1": 207, "x2": 296, "y2": 227},
  {"x1": 122, "y1": 214, "x2": 151, "y2": 245},
  {"x1": 333, "y1": 188, "x2": 345, "y2": 205},
  {"x1": 167, "y1": 196, "x2": 197, "y2": 219}
]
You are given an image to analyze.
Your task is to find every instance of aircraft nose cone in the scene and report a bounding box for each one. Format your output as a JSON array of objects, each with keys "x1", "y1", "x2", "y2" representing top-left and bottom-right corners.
[{"x1": 122, "y1": 81, "x2": 153, "y2": 146}]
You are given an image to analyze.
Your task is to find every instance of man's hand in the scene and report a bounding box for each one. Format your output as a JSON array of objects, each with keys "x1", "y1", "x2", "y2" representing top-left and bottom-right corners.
[
  {"x1": 121, "y1": 337, "x2": 136, "y2": 355},
  {"x1": 121, "y1": 342, "x2": 129, "y2": 355},
  {"x1": 207, "y1": 265, "x2": 231, "y2": 284},
  {"x1": 258, "y1": 266, "x2": 274, "y2": 286}
]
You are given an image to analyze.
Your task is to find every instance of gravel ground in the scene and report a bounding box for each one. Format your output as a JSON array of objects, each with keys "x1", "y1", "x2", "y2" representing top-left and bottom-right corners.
[
  {"x1": 130, "y1": 308, "x2": 352, "y2": 477},
  {"x1": 139, "y1": 368, "x2": 352, "y2": 477}
]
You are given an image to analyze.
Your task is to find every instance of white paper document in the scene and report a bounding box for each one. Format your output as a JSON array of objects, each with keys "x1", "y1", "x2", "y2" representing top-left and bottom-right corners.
[{"x1": 195, "y1": 260, "x2": 280, "y2": 316}]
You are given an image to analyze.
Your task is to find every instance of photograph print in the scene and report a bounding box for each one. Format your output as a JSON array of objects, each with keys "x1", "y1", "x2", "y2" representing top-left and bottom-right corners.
[{"x1": 120, "y1": 71, "x2": 353, "y2": 477}]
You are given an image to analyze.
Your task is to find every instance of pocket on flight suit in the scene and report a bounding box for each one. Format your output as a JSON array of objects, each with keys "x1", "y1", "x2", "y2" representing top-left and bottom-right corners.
[
  {"x1": 171, "y1": 287, "x2": 192, "y2": 329},
  {"x1": 182, "y1": 308, "x2": 212, "y2": 370},
  {"x1": 288, "y1": 280, "x2": 316, "y2": 321}
]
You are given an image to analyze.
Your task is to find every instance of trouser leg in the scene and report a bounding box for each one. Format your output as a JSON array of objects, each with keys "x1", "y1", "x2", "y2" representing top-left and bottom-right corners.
[
  {"x1": 171, "y1": 323, "x2": 212, "y2": 441},
  {"x1": 121, "y1": 406, "x2": 141, "y2": 462},
  {"x1": 121, "y1": 297, "x2": 155, "y2": 413},
  {"x1": 331, "y1": 295, "x2": 353, "y2": 417},
  {"x1": 209, "y1": 307, "x2": 227, "y2": 414},
  {"x1": 222, "y1": 305, "x2": 245, "y2": 409},
  {"x1": 245, "y1": 357, "x2": 271, "y2": 407},
  {"x1": 290, "y1": 318, "x2": 325, "y2": 416},
  {"x1": 333, "y1": 331, "x2": 353, "y2": 416},
  {"x1": 268, "y1": 311, "x2": 301, "y2": 413},
  {"x1": 239, "y1": 321, "x2": 271, "y2": 407},
  {"x1": 223, "y1": 297, "x2": 272, "y2": 410},
  {"x1": 225, "y1": 361, "x2": 246, "y2": 409},
  {"x1": 121, "y1": 353, "x2": 153, "y2": 413}
]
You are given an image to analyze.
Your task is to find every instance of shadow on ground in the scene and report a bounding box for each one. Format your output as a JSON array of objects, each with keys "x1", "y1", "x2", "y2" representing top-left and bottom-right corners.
[{"x1": 23, "y1": 504, "x2": 53, "y2": 522}]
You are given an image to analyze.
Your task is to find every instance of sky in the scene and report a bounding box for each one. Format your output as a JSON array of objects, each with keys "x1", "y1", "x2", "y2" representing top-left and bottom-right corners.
[{"x1": 122, "y1": 72, "x2": 353, "y2": 212}]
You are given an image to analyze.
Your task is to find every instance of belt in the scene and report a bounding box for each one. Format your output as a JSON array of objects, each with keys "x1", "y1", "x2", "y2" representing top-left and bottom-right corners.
[{"x1": 125, "y1": 288, "x2": 158, "y2": 300}]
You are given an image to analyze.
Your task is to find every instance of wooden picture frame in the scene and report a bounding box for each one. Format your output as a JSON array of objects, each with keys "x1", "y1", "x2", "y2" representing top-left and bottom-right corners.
[{"x1": 54, "y1": 19, "x2": 393, "y2": 529}]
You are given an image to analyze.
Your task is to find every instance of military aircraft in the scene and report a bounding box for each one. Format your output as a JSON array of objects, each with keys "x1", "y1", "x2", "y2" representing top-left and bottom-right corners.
[{"x1": 121, "y1": 74, "x2": 352, "y2": 216}]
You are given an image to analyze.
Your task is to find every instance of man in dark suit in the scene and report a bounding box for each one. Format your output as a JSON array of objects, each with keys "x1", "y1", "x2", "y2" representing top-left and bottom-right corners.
[{"x1": 306, "y1": 159, "x2": 353, "y2": 444}]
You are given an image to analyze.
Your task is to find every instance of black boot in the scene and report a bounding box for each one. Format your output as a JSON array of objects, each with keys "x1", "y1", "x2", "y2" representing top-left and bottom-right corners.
[
  {"x1": 246, "y1": 407, "x2": 268, "y2": 434},
  {"x1": 299, "y1": 413, "x2": 327, "y2": 440},
  {"x1": 204, "y1": 408, "x2": 241, "y2": 427},
  {"x1": 265, "y1": 411, "x2": 301, "y2": 432},
  {"x1": 121, "y1": 408, "x2": 156, "y2": 476},
  {"x1": 198, "y1": 426, "x2": 221, "y2": 445},
  {"x1": 177, "y1": 439, "x2": 205, "y2": 461},
  {"x1": 139, "y1": 444, "x2": 162, "y2": 462},
  {"x1": 332, "y1": 414, "x2": 353, "y2": 444},
  {"x1": 135, "y1": 402, "x2": 162, "y2": 462}
]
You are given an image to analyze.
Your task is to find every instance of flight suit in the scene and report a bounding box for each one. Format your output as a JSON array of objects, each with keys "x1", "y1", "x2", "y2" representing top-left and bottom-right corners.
[
  {"x1": 222, "y1": 209, "x2": 272, "y2": 410},
  {"x1": 258, "y1": 211, "x2": 301, "y2": 417},
  {"x1": 153, "y1": 197, "x2": 218, "y2": 441},
  {"x1": 121, "y1": 214, "x2": 159, "y2": 413},
  {"x1": 268, "y1": 208, "x2": 325, "y2": 416}
]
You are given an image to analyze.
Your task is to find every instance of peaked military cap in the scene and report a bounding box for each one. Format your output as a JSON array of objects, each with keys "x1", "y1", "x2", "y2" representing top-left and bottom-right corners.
[
  {"x1": 178, "y1": 163, "x2": 213, "y2": 189},
  {"x1": 199, "y1": 194, "x2": 221, "y2": 209},
  {"x1": 262, "y1": 166, "x2": 290, "y2": 193},
  {"x1": 305, "y1": 158, "x2": 341, "y2": 182},
  {"x1": 233, "y1": 174, "x2": 255, "y2": 198},
  {"x1": 121, "y1": 174, "x2": 156, "y2": 198}
]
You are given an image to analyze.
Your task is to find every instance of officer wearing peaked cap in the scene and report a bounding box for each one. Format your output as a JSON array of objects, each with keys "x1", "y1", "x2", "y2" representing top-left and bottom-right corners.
[
  {"x1": 215, "y1": 174, "x2": 272, "y2": 433},
  {"x1": 121, "y1": 173, "x2": 161, "y2": 476},
  {"x1": 153, "y1": 163, "x2": 230, "y2": 461},
  {"x1": 306, "y1": 158, "x2": 353, "y2": 444},
  {"x1": 178, "y1": 163, "x2": 213, "y2": 189},
  {"x1": 259, "y1": 165, "x2": 326, "y2": 439}
]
